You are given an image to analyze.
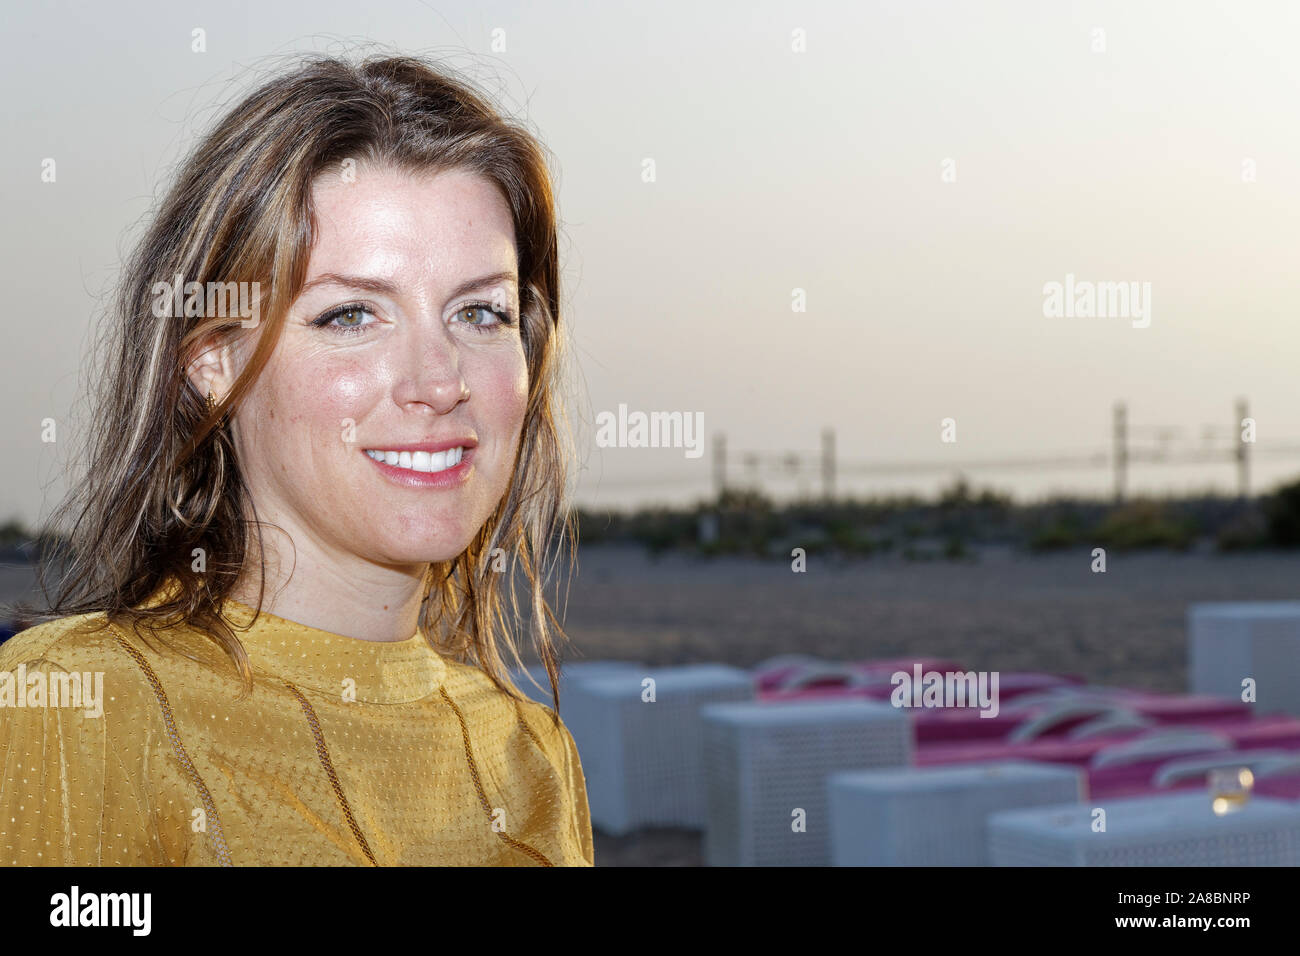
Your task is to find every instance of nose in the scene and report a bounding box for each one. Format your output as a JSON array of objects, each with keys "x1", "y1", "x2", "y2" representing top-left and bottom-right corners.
[{"x1": 393, "y1": 320, "x2": 470, "y2": 414}]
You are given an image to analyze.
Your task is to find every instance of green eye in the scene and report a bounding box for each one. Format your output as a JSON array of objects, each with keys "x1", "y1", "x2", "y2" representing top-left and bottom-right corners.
[
  {"x1": 454, "y1": 302, "x2": 514, "y2": 332},
  {"x1": 459, "y1": 306, "x2": 495, "y2": 324},
  {"x1": 311, "y1": 303, "x2": 374, "y2": 335}
]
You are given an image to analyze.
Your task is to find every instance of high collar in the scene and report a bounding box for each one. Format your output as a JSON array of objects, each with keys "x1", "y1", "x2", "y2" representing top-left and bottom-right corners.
[{"x1": 219, "y1": 597, "x2": 446, "y2": 704}]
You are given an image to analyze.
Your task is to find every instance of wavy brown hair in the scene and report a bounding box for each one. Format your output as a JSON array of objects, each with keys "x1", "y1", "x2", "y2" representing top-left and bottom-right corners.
[{"x1": 21, "y1": 53, "x2": 576, "y2": 719}]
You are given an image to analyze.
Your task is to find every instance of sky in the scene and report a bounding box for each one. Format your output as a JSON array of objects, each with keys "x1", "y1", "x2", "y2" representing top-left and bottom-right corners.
[{"x1": 4, "y1": 0, "x2": 1300, "y2": 527}]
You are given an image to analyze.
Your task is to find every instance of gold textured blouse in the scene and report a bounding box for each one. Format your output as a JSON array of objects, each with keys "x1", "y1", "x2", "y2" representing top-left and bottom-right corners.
[{"x1": 0, "y1": 596, "x2": 594, "y2": 866}]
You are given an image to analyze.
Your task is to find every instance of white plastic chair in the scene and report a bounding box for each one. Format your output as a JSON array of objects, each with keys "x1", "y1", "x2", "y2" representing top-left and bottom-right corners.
[
  {"x1": 1154, "y1": 751, "x2": 1300, "y2": 788},
  {"x1": 1089, "y1": 730, "x2": 1233, "y2": 770},
  {"x1": 1007, "y1": 700, "x2": 1137, "y2": 743}
]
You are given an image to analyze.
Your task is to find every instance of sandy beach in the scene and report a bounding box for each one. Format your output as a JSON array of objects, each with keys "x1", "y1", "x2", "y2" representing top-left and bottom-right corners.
[{"x1": 551, "y1": 544, "x2": 1300, "y2": 692}]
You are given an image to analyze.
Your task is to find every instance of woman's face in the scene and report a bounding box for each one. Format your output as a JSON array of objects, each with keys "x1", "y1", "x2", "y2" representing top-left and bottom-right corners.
[{"x1": 225, "y1": 164, "x2": 529, "y2": 570}]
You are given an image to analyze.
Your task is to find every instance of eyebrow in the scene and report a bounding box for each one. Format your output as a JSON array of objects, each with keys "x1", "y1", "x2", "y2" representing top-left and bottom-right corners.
[{"x1": 298, "y1": 270, "x2": 518, "y2": 301}]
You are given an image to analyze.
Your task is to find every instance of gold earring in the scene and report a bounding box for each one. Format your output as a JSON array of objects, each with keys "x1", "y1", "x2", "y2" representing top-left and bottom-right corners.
[{"x1": 207, "y1": 390, "x2": 219, "y2": 414}]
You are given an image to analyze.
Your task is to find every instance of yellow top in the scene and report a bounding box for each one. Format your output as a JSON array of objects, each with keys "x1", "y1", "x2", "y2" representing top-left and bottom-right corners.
[{"x1": 0, "y1": 596, "x2": 593, "y2": 866}]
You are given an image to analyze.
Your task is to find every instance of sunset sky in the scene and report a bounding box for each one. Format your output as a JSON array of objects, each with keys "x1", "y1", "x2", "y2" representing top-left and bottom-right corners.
[{"x1": 5, "y1": 0, "x2": 1300, "y2": 526}]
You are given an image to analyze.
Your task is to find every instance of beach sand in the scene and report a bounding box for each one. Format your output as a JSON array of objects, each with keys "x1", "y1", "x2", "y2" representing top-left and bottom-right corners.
[{"x1": 555, "y1": 544, "x2": 1300, "y2": 691}]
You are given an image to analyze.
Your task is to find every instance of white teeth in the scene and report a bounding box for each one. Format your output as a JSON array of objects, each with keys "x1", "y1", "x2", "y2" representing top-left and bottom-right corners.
[{"x1": 365, "y1": 447, "x2": 465, "y2": 473}]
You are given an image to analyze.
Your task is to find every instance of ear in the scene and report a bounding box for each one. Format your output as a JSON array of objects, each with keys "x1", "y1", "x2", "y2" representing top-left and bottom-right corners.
[{"x1": 183, "y1": 333, "x2": 238, "y2": 405}]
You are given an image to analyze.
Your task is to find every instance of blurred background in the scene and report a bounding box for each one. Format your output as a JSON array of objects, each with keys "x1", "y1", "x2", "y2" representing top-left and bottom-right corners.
[{"x1": 6, "y1": 0, "x2": 1300, "y2": 867}]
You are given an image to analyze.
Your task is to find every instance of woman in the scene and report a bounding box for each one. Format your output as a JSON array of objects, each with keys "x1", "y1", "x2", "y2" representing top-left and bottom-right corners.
[{"x1": 0, "y1": 54, "x2": 592, "y2": 866}]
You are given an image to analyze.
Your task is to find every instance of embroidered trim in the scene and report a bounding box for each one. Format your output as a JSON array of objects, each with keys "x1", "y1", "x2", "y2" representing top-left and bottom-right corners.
[
  {"x1": 511, "y1": 694, "x2": 549, "y2": 752},
  {"x1": 107, "y1": 627, "x2": 233, "y2": 866},
  {"x1": 442, "y1": 686, "x2": 554, "y2": 866},
  {"x1": 283, "y1": 681, "x2": 379, "y2": 866}
]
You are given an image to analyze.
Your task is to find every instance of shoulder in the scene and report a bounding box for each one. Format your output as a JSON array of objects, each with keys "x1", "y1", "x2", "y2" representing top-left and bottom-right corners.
[
  {"x1": 0, "y1": 612, "x2": 135, "y2": 672},
  {"x1": 440, "y1": 657, "x2": 575, "y2": 756},
  {"x1": 2, "y1": 611, "x2": 227, "y2": 677},
  {"x1": 0, "y1": 612, "x2": 197, "y2": 720},
  {"x1": 0, "y1": 613, "x2": 172, "y2": 766},
  {"x1": 510, "y1": 687, "x2": 583, "y2": 774}
]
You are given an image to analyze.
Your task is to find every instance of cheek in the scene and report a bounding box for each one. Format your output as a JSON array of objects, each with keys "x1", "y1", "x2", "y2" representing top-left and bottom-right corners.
[
  {"x1": 286, "y1": 358, "x2": 371, "y2": 422},
  {"x1": 473, "y1": 348, "x2": 530, "y2": 436},
  {"x1": 249, "y1": 358, "x2": 375, "y2": 458}
]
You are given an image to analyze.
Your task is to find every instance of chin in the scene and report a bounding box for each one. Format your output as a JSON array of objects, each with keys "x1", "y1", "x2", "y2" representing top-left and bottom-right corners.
[
  {"x1": 366, "y1": 516, "x2": 485, "y2": 564},
  {"x1": 364, "y1": 539, "x2": 473, "y2": 567}
]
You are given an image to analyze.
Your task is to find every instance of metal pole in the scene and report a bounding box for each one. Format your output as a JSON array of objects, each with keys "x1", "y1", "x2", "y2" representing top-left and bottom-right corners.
[
  {"x1": 822, "y1": 428, "x2": 836, "y2": 501},
  {"x1": 1113, "y1": 402, "x2": 1128, "y2": 503},
  {"x1": 713, "y1": 432, "x2": 726, "y2": 500},
  {"x1": 1236, "y1": 398, "x2": 1249, "y2": 498}
]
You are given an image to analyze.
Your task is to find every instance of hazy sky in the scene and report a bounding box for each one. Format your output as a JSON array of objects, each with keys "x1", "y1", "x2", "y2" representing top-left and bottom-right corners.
[{"x1": 5, "y1": 0, "x2": 1300, "y2": 527}]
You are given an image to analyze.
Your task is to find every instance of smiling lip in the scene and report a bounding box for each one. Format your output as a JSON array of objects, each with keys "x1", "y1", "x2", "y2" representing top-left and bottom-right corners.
[
  {"x1": 367, "y1": 438, "x2": 477, "y2": 454},
  {"x1": 363, "y1": 438, "x2": 477, "y2": 489}
]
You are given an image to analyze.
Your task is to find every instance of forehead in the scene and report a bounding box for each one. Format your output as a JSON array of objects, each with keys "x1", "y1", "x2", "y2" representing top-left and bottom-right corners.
[{"x1": 306, "y1": 164, "x2": 518, "y2": 282}]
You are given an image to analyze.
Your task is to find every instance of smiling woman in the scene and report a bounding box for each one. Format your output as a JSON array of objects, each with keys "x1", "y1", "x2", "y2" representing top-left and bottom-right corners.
[{"x1": 0, "y1": 54, "x2": 590, "y2": 866}]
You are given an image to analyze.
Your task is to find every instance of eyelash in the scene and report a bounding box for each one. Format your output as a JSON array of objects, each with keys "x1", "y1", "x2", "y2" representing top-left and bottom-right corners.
[{"x1": 309, "y1": 300, "x2": 517, "y2": 336}]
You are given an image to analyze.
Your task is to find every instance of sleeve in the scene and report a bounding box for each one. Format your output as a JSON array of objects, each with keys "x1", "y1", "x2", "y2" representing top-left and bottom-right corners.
[
  {"x1": 556, "y1": 718, "x2": 595, "y2": 866},
  {"x1": 0, "y1": 633, "x2": 162, "y2": 866}
]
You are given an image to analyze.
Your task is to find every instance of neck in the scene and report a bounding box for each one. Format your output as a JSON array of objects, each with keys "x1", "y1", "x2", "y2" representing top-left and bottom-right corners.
[{"x1": 230, "y1": 532, "x2": 431, "y2": 643}]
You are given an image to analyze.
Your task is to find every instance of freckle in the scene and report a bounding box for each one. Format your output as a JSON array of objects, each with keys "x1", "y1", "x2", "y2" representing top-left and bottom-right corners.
[
  {"x1": 383, "y1": 605, "x2": 389, "y2": 610},
  {"x1": 269, "y1": 409, "x2": 275, "y2": 419}
]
